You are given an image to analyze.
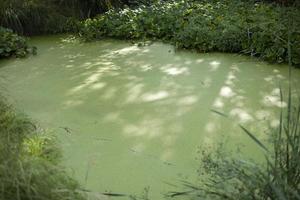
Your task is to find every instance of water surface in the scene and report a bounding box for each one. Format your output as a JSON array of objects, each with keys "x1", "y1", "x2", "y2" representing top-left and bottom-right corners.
[{"x1": 1, "y1": 35, "x2": 299, "y2": 199}]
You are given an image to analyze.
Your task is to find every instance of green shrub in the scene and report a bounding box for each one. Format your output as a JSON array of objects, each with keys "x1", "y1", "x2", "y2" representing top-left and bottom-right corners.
[
  {"x1": 0, "y1": 27, "x2": 36, "y2": 58},
  {"x1": 78, "y1": 0, "x2": 300, "y2": 66}
]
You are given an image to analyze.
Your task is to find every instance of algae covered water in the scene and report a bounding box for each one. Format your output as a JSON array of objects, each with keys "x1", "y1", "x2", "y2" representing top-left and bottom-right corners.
[{"x1": 0, "y1": 35, "x2": 299, "y2": 199}]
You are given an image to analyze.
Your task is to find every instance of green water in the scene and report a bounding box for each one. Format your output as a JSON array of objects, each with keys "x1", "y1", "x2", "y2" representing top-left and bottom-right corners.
[{"x1": 1, "y1": 35, "x2": 299, "y2": 199}]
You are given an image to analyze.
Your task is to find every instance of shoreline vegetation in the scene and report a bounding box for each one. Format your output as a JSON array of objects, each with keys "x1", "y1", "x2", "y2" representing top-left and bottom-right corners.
[
  {"x1": 1, "y1": 1, "x2": 300, "y2": 67},
  {"x1": 0, "y1": 27, "x2": 36, "y2": 58},
  {"x1": 0, "y1": 97, "x2": 86, "y2": 200},
  {"x1": 77, "y1": 0, "x2": 300, "y2": 67},
  {"x1": 0, "y1": 0, "x2": 300, "y2": 199}
]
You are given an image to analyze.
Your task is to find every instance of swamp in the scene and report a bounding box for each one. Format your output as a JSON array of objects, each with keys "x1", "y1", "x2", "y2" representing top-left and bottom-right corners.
[{"x1": 0, "y1": 1, "x2": 300, "y2": 200}]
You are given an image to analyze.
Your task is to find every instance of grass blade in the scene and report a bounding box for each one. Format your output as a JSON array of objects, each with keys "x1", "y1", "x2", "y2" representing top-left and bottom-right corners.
[
  {"x1": 210, "y1": 109, "x2": 228, "y2": 118},
  {"x1": 239, "y1": 125, "x2": 269, "y2": 152}
]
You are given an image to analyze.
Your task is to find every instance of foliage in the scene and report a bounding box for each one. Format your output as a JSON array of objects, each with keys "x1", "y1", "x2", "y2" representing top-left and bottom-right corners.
[
  {"x1": 0, "y1": 27, "x2": 36, "y2": 58},
  {"x1": 0, "y1": 0, "x2": 73, "y2": 35},
  {"x1": 78, "y1": 0, "x2": 300, "y2": 66},
  {"x1": 0, "y1": 96, "x2": 86, "y2": 200},
  {"x1": 0, "y1": 0, "x2": 148, "y2": 35}
]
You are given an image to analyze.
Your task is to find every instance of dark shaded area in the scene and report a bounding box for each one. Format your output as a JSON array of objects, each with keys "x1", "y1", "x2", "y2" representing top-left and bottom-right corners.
[
  {"x1": 0, "y1": 0, "x2": 161, "y2": 35},
  {"x1": 0, "y1": 27, "x2": 36, "y2": 58},
  {"x1": 0, "y1": 0, "x2": 299, "y2": 35}
]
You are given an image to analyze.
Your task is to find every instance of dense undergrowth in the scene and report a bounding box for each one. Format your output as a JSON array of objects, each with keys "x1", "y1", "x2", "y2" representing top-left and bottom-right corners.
[
  {"x1": 0, "y1": 27, "x2": 35, "y2": 58},
  {"x1": 0, "y1": 0, "x2": 160, "y2": 35},
  {"x1": 0, "y1": 97, "x2": 86, "y2": 200},
  {"x1": 79, "y1": 0, "x2": 300, "y2": 66}
]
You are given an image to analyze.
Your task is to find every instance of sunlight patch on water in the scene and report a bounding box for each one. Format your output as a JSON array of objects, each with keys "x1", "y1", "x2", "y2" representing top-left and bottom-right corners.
[
  {"x1": 196, "y1": 59, "x2": 204, "y2": 63},
  {"x1": 270, "y1": 119, "x2": 280, "y2": 128},
  {"x1": 229, "y1": 108, "x2": 253, "y2": 123},
  {"x1": 90, "y1": 82, "x2": 107, "y2": 90},
  {"x1": 142, "y1": 91, "x2": 169, "y2": 102},
  {"x1": 262, "y1": 88, "x2": 287, "y2": 108},
  {"x1": 140, "y1": 64, "x2": 153, "y2": 72},
  {"x1": 220, "y1": 86, "x2": 235, "y2": 98},
  {"x1": 209, "y1": 61, "x2": 221, "y2": 71},
  {"x1": 255, "y1": 110, "x2": 271, "y2": 120},
  {"x1": 123, "y1": 119, "x2": 162, "y2": 138},
  {"x1": 126, "y1": 83, "x2": 144, "y2": 103},
  {"x1": 63, "y1": 100, "x2": 84, "y2": 108},
  {"x1": 160, "y1": 64, "x2": 189, "y2": 76},
  {"x1": 213, "y1": 97, "x2": 224, "y2": 108},
  {"x1": 177, "y1": 96, "x2": 198, "y2": 106},
  {"x1": 113, "y1": 45, "x2": 140, "y2": 55},
  {"x1": 205, "y1": 122, "x2": 218, "y2": 133},
  {"x1": 160, "y1": 149, "x2": 173, "y2": 161}
]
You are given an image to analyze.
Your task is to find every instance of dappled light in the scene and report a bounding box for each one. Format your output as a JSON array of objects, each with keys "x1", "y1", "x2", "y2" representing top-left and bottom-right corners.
[
  {"x1": 262, "y1": 88, "x2": 287, "y2": 108},
  {"x1": 161, "y1": 65, "x2": 189, "y2": 76},
  {"x1": 220, "y1": 86, "x2": 235, "y2": 98},
  {"x1": 209, "y1": 61, "x2": 221, "y2": 71},
  {"x1": 177, "y1": 95, "x2": 198, "y2": 106},
  {"x1": 123, "y1": 118, "x2": 163, "y2": 138},
  {"x1": 229, "y1": 108, "x2": 253, "y2": 123},
  {"x1": 1, "y1": 36, "x2": 300, "y2": 200},
  {"x1": 142, "y1": 91, "x2": 169, "y2": 102}
]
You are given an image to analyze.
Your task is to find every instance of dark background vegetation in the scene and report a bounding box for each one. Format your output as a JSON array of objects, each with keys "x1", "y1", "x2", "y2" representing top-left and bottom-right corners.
[
  {"x1": 0, "y1": 0, "x2": 159, "y2": 35},
  {"x1": 78, "y1": 0, "x2": 300, "y2": 66},
  {"x1": 0, "y1": 0, "x2": 298, "y2": 35},
  {"x1": 1, "y1": 0, "x2": 300, "y2": 66}
]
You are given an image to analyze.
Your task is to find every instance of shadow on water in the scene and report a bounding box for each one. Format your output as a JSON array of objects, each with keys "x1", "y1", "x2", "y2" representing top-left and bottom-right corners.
[{"x1": 0, "y1": 35, "x2": 299, "y2": 199}]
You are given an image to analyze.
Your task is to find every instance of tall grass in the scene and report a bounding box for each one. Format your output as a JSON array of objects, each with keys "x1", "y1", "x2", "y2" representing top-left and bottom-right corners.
[{"x1": 0, "y1": 96, "x2": 87, "y2": 200}]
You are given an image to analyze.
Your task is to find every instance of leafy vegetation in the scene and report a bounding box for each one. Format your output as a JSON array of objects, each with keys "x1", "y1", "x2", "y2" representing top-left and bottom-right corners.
[
  {"x1": 0, "y1": 27, "x2": 36, "y2": 58},
  {"x1": 1, "y1": 0, "x2": 97, "y2": 35},
  {"x1": 0, "y1": 0, "x2": 160, "y2": 35},
  {"x1": 0, "y1": 96, "x2": 86, "y2": 200},
  {"x1": 78, "y1": 0, "x2": 300, "y2": 66}
]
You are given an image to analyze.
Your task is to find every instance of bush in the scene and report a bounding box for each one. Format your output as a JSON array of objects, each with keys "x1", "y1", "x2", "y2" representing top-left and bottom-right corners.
[
  {"x1": 0, "y1": 27, "x2": 36, "y2": 58},
  {"x1": 78, "y1": 0, "x2": 300, "y2": 66}
]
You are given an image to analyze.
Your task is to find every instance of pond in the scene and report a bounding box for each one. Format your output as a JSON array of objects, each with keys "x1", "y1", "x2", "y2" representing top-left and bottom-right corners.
[{"x1": 0, "y1": 35, "x2": 299, "y2": 199}]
